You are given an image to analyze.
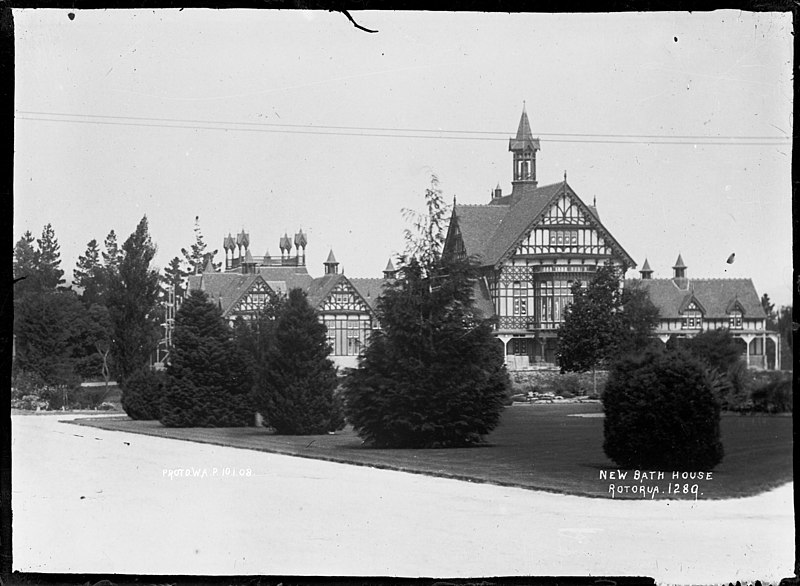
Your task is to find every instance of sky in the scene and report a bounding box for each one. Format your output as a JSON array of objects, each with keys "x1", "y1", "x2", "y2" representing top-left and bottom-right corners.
[{"x1": 13, "y1": 9, "x2": 794, "y2": 306}]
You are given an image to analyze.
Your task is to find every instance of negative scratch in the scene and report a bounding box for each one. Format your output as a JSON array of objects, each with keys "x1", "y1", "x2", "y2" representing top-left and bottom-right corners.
[{"x1": 334, "y1": 9, "x2": 378, "y2": 33}]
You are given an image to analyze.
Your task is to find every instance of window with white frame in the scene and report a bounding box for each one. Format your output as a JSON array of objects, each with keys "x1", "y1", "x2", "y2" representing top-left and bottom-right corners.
[
  {"x1": 729, "y1": 310, "x2": 743, "y2": 329},
  {"x1": 682, "y1": 302, "x2": 703, "y2": 329}
]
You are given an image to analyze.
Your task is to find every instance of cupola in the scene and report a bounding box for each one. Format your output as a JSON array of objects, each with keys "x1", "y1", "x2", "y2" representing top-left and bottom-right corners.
[
  {"x1": 509, "y1": 103, "x2": 541, "y2": 197},
  {"x1": 324, "y1": 249, "x2": 339, "y2": 275},
  {"x1": 640, "y1": 258, "x2": 653, "y2": 280}
]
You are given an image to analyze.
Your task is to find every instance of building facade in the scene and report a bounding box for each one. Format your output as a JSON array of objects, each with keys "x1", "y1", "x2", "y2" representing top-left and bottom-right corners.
[
  {"x1": 442, "y1": 107, "x2": 635, "y2": 369},
  {"x1": 186, "y1": 231, "x2": 387, "y2": 369},
  {"x1": 626, "y1": 255, "x2": 780, "y2": 370},
  {"x1": 179, "y1": 107, "x2": 779, "y2": 372}
]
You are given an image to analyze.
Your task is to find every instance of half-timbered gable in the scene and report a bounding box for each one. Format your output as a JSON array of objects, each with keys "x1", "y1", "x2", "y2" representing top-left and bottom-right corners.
[
  {"x1": 306, "y1": 272, "x2": 380, "y2": 368},
  {"x1": 227, "y1": 276, "x2": 274, "y2": 320},
  {"x1": 187, "y1": 271, "x2": 277, "y2": 323}
]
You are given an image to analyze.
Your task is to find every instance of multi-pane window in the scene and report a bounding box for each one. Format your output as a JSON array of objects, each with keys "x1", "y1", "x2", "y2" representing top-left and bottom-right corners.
[
  {"x1": 322, "y1": 316, "x2": 371, "y2": 356},
  {"x1": 729, "y1": 310, "x2": 743, "y2": 329},
  {"x1": 549, "y1": 230, "x2": 578, "y2": 247},
  {"x1": 512, "y1": 281, "x2": 528, "y2": 316},
  {"x1": 536, "y1": 279, "x2": 573, "y2": 326},
  {"x1": 682, "y1": 303, "x2": 703, "y2": 329}
]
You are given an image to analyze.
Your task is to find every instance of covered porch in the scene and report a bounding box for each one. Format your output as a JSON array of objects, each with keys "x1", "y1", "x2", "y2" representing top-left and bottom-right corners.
[
  {"x1": 497, "y1": 334, "x2": 559, "y2": 371},
  {"x1": 656, "y1": 331, "x2": 782, "y2": 371}
]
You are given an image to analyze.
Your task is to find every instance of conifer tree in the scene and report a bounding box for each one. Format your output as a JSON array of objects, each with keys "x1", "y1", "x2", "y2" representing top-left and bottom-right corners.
[
  {"x1": 254, "y1": 288, "x2": 342, "y2": 434},
  {"x1": 343, "y1": 178, "x2": 508, "y2": 448},
  {"x1": 106, "y1": 217, "x2": 161, "y2": 379},
  {"x1": 162, "y1": 256, "x2": 188, "y2": 301},
  {"x1": 13, "y1": 231, "x2": 37, "y2": 297},
  {"x1": 102, "y1": 230, "x2": 122, "y2": 272},
  {"x1": 74, "y1": 239, "x2": 104, "y2": 306},
  {"x1": 160, "y1": 290, "x2": 252, "y2": 427},
  {"x1": 34, "y1": 223, "x2": 65, "y2": 291}
]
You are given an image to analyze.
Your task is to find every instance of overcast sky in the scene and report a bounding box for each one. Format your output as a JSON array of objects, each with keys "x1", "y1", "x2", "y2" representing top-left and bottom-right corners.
[{"x1": 13, "y1": 9, "x2": 793, "y2": 306}]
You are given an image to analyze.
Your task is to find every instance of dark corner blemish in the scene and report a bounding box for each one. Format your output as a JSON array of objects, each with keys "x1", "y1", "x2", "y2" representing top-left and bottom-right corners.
[
  {"x1": 674, "y1": 36, "x2": 678, "y2": 42},
  {"x1": 68, "y1": 12, "x2": 75, "y2": 20}
]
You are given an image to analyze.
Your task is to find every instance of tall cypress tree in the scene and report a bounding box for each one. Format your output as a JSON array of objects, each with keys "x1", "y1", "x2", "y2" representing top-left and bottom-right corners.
[
  {"x1": 74, "y1": 238, "x2": 104, "y2": 306},
  {"x1": 254, "y1": 288, "x2": 342, "y2": 435},
  {"x1": 106, "y1": 217, "x2": 161, "y2": 380},
  {"x1": 160, "y1": 290, "x2": 252, "y2": 427},
  {"x1": 34, "y1": 223, "x2": 65, "y2": 291}
]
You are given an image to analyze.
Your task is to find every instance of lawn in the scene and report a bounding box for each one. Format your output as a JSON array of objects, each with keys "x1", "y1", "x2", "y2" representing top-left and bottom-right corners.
[{"x1": 70, "y1": 403, "x2": 792, "y2": 500}]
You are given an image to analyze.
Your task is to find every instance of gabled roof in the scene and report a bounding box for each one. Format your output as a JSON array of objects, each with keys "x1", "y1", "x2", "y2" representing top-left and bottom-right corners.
[
  {"x1": 451, "y1": 181, "x2": 634, "y2": 268},
  {"x1": 481, "y1": 181, "x2": 565, "y2": 265},
  {"x1": 678, "y1": 292, "x2": 707, "y2": 315},
  {"x1": 624, "y1": 278, "x2": 766, "y2": 320},
  {"x1": 188, "y1": 272, "x2": 272, "y2": 317},
  {"x1": 306, "y1": 273, "x2": 345, "y2": 309},
  {"x1": 451, "y1": 204, "x2": 509, "y2": 263},
  {"x1": 350, "y1": 278, "x2": 389, "y2": 313}
]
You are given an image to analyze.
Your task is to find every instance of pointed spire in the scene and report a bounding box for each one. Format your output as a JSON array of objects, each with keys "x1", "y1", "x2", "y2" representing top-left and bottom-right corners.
[
  {"x1": 383, "y1": 258, "x2": 397, "y2": 279},
  {"x1": 203, "y1": 257, "x2": 216, "y2": 274},
  {"x1": 673, "y1": 253, "x2": 687, "y2": 280},
  {"x1": 515, "y1": 106, "x2": 533, "y2": 142},
  {"x1": 509, "y1": 104, "x2": 541, "y2": 154},
  {"x1": 324, "y1": 249, "x2": 339, "y2": 275},
  {"x1": 640, "y1": 258, "x2": 653, "y2": 280}
]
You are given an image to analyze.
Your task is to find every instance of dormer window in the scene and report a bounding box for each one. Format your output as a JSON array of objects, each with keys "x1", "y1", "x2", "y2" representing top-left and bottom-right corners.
[
  {"x1": 729, "y1": 309, "x2": 743, "y2": 329},
  {"x1": 682, "y1": 302, "x2": 703, "y2": 329}
]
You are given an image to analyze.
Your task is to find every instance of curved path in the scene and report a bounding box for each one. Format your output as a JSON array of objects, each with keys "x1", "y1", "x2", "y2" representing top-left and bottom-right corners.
[{"x1": 12, "y1": 414, "x2": 794, "y2": 583}]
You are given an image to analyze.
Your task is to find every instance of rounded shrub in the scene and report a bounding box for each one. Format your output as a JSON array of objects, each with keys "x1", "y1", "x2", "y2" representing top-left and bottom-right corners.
[
  {"x1": 602, "y1": 349, "x2": 724, "y2": 471},
  {"x1": 122, "y1": 369, "x2": 168, "y2": 420}
]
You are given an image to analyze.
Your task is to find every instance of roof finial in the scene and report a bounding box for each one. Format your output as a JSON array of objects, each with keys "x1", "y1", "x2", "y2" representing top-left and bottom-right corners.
[
  {"x1": 593, "y1": 195, "x2": 596, "y2": 207},
  {"x1": 523, "y1": 100, "x2": 526, "y2": 112},
  {"x1": 564, "y1": 170, "x2": 567, "y2": 183}
]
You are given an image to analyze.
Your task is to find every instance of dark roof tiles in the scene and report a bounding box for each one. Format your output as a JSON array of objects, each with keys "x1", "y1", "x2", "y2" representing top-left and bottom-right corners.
[{"x1": 624, "y1": 278, "x2": 766, "y2": 320}]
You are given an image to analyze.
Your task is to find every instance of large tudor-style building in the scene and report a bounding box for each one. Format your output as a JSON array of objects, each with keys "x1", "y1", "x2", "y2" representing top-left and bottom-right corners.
[
  {"x1": 180, "y1": 107, "x2": 780, "y2": 371},
  {"x1": 186, "y1": 232, "x2": 392, "y2": 369},
  {"x1": 442, "y1": 107, "x2": 635, "y2": 370}
]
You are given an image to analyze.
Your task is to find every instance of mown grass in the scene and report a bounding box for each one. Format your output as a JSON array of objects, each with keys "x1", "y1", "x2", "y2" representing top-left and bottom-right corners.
[{"x1": 70, "y1": 403, "x2": 792, "y2": 500}]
